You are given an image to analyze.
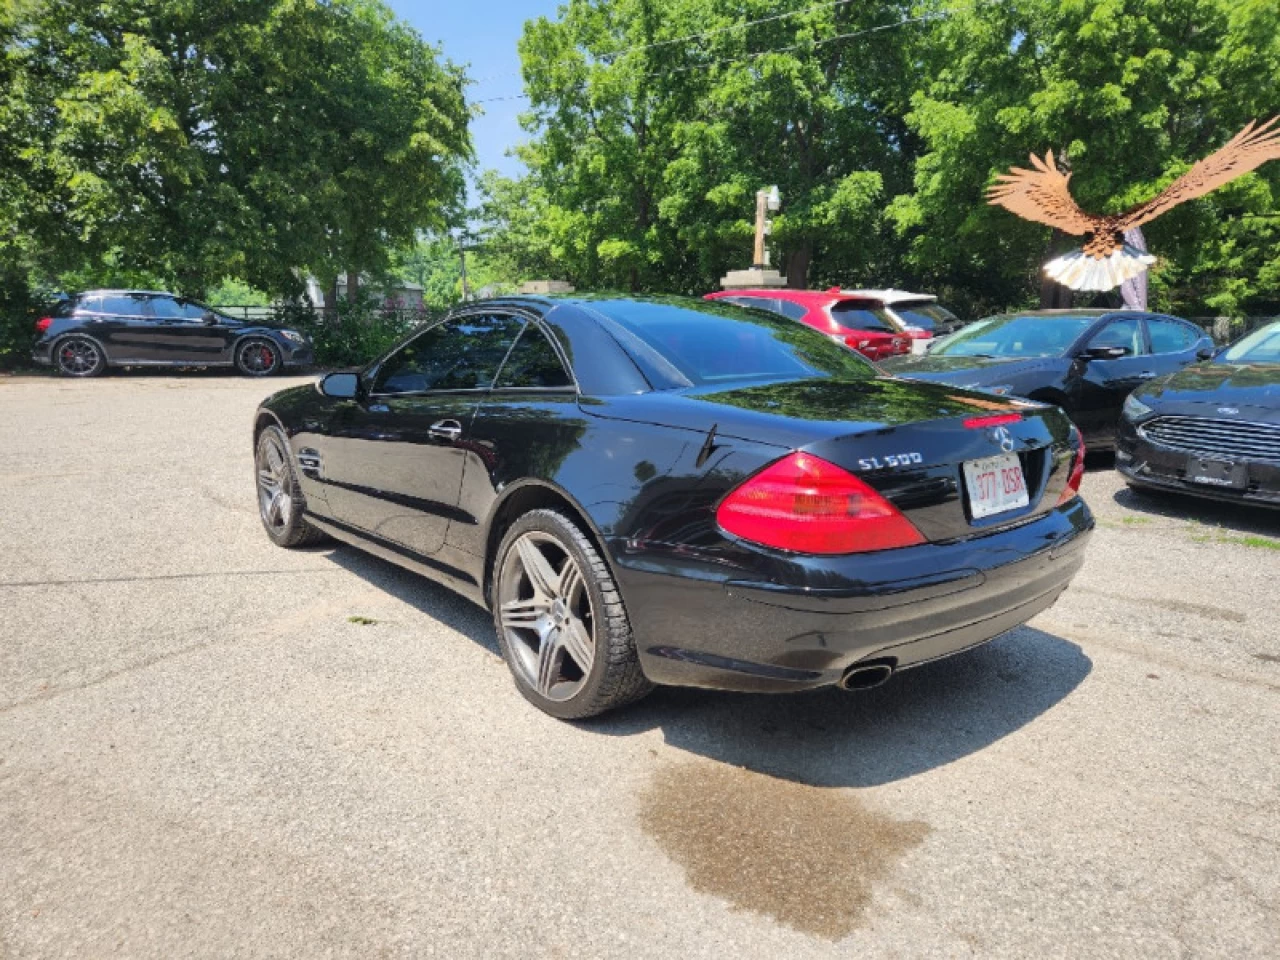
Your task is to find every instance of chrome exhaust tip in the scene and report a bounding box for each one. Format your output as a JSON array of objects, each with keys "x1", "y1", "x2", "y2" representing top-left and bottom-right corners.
[{"x1": 838, "y1": 660, "x2": 895, "y2": 691}]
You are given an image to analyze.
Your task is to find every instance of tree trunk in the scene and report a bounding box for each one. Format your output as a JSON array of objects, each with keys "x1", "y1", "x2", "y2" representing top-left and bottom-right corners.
[
  {"x1": 345, "y1": 270, "x2": 359, "y2": 302},
  {"x1": 785, "y1": 244, "x2": 811, "y2": 289},
  {"x1": 1039, "y1": 229, "x2": 1072, "y2": 308}
]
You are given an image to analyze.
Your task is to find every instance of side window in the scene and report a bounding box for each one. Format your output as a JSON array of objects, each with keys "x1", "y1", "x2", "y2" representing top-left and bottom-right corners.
[
  {"x1": 1147, "y1": 317, "x2": 1199, "y2": 354},
  {"x1": 494, "y1": 324, "x2": 572, "y2": 389},
  {"x1": 75, "y1": 296, "x2": 102, "y2": 315},
  {"x1": 1087, "y1": 317, "x2": 1145, "y2": 355},
  {"x1": 734, "y1": 296, "x2": 782, "y2": 316},
  {"x1": 776, "y1": 300, "x2": 808, "y2": 320},
  {"x1": 372, "y1": 313, "x2": 523, "y2": 395},
  {"x1": 99, "y1": 294, "x2": 149, "y2": 316},
  {"x1": 179, "y1": 300, "x2": 210, "y2": 320},
  {"x1": 148, "y1": 297, "x2": 185, "y2": 320}
]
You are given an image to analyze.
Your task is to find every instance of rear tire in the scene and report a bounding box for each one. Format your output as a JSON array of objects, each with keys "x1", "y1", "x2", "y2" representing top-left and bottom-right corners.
[
  {"x1": 493, "y1": 509, "x2": 651, "y2": 719},
  {"x1": 54, "y1": 336, "x2": 106, "y2": 377},
  {"x1": 255, "y1": 426, "x2": 328, "y2": 547},
  {"x1": 235, "y1": 338, "x2": 281, "y2": 377}
]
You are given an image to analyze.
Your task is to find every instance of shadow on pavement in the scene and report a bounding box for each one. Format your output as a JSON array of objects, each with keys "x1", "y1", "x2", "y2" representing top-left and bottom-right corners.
[
  {"x1": 1112, "y1": 481, "x2": 1280, "y2": 537},
  {"x1": 326, "y1": 545, "x2": 1092, "y2": 789}
]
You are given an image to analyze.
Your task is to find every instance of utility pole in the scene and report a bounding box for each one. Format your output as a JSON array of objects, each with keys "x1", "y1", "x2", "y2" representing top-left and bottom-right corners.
[{"x1": 457, "y1": 236, "x2": 471, "y2": 302}]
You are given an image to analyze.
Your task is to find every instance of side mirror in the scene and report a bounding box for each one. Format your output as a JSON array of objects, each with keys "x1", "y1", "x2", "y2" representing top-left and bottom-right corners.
[
  {"x1": 1196, "y1": 345, "x2": 1215, "y2": 360},
  {"x1": 318, "y1": 371, "x2": 360, "y2": 399},
  {"x1": 1081, "y1": 345, "x2": 1130, "y2": 361},
  {"x1": 201, "y1": 311, "x2": 218, "y2": 325}
]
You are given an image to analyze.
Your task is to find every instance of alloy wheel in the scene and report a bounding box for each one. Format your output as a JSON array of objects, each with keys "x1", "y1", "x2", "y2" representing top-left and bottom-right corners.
[
  {"x1": 497, "y1": 531, "x2": 596, "y2": 702},
  {"x1": 239, "y1": 340, "x2": 279, "y2": 375},
  {"x1": 256, "y1": 431, "x2": 293, "y2": 531},
  {"x1": 57, "y1": 339, "x2": 101, "y2": 376}
]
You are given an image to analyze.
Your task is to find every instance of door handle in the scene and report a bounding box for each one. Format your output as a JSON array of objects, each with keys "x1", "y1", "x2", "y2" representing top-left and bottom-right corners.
[{"x1": 429, "y1": 419, "x2": 463, "y2": 442}]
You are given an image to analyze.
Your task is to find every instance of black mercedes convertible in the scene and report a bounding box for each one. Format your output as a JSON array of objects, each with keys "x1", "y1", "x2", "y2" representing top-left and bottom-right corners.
[
  {"x1": 1117, "y1": 318, "x2": 1280, "y2": 509},
  {"x1": 253, "y1": 296, "x2": 1094, "y2": 718}
]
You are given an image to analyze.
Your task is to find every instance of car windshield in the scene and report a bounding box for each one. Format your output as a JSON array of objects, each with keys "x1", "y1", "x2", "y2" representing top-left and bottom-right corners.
[
  {"x1": 599, "y1": 299, "x2": 876, "y2": 387},
  {"x1": 930, "y1": 314, "x2": 1097, "y2": 358},
  {"x1": 1220, "y1": 321, "x2": 1280, "y2": 364},
  {"x1": 892, "y1": 302, "x2": 958, "y2": 331}
]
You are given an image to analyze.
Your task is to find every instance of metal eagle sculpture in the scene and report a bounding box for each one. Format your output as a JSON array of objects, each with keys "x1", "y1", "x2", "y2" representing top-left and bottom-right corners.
[{"x1": 987, "y1": 117, "x2": 1280, "y2": 292}]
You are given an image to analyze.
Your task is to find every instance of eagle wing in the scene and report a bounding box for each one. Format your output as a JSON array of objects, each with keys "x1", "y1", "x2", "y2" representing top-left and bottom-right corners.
[
  {"x1": 986, "y1": 150, "x2": 1106, "y2": 236},
  {"x1": 1116, "y1": 116, "x2": 1280, "y2": 230}
]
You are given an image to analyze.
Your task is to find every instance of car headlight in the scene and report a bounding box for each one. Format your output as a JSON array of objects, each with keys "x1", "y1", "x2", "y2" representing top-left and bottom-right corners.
[
  {"x1": 279, "y1": 329, "x2": 307, "y2": 343},
  {"x1": 1122, "y1": 394, "x2": 1153, "y2": 420}
]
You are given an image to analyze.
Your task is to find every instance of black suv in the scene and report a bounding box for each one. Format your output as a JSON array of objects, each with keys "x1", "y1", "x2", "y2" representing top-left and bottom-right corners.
[{"x1": 33, "y1": 290, "x2": 313, "y2": 377}]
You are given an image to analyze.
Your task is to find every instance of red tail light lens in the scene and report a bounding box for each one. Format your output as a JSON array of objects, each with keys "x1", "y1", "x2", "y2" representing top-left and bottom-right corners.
[
  {"x1": 1057, "y1": 431, "x2": 1086, "y2": 504},
  {"x1": 963, "y1": 413, "x2": 1022, "y2": 429},
  {"x1": 35, "y1": 316, "x2": 53, "y2": 333},
  {"x1": 716, "y1": 452, "x2": 926, "y2": 555}
]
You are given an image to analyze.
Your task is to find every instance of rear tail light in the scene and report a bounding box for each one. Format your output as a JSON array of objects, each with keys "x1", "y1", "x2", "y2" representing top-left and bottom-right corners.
[
  {"x1": 35, "y1": 316, "x2": 53, "y2": 334},
  {"x1": 963, "y1": 413, "x2": 1022, "y2": 429},
  {"x1": 716, "y1": 452, "x2": 926, "y2": 555},
  {"x1": 1057, "y1": 431, "x2": 1086, "y2": 504}
]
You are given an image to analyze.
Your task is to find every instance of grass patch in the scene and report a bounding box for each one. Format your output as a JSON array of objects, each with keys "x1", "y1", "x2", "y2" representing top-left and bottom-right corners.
[
  {"x1": 1189, "y1": 532, "x2": 1280, "y2": 550},
  {"x1": 1121, "y1": 516, "x2": 1152, "y2": 525},
  {"x1": 347, "y1": 615, "x2": 379, "y2": 626}
]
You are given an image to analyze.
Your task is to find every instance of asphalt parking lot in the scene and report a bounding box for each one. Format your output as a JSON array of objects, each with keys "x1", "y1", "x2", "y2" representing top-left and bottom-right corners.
[{"x1": 2, "y1": 373, "x2": 1278, "y2": 959}]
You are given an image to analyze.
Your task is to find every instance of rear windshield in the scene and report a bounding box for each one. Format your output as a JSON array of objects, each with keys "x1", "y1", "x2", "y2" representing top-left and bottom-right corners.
[
  {"x1": 597, "y1": 299, "x2": 876, "y2": 387},
  {"x1": 1221, "y1": 321, "x2": 1280, "y2": 364},
  {"x1": 893, "y1": 302, "x2": 958, "y2": 331},
  {"x1": 931, "y1": 314, "x2": 1096, "y2": 358},
  {"x1": 830, "y1": 301, "x2": 894, "y2": 332}
]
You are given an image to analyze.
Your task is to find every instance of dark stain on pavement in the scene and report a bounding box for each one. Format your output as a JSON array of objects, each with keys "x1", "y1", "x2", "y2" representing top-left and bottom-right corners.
[
  {"x1": 637, "y1": 762, "x2": 929, "y2": 939},
  {"x1": 1075, "y1": 586, "x2": 1246, "y2": 623},
  {"x1": 1254, "y1": 653, "x2": 1280, "y2": 664}
]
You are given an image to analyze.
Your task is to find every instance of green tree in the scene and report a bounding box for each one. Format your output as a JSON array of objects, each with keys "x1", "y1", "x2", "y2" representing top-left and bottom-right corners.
[
  {"x1": 486, "y1": 0, "x2": 920, "y2": 292},
  {"x1": 889, "y1": 0, "x2": 1280, "y2": 317},
  {"x1": 4, "y1": 0, "x2": 471, "y2": 299}
]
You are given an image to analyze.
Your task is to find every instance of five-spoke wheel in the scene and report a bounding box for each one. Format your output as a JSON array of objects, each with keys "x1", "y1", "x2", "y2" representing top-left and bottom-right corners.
[
  {"x1": 493, "y1": 509, "x2": 650, "y2": 718},
  {"x1": 254, "y1": 426, "x2": 327, "y2": 547}
]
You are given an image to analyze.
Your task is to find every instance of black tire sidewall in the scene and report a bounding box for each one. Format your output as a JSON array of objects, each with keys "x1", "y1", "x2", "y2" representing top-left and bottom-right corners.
[
  {"x1": 493, "y1": 510, "x2": 620, "y2": 719},
  {"x1": 256, "y1": 426, "x2": 309, "y2": 546},
  {"x1": 54, "y1": 336, "x2": 105, "y2": 377}
]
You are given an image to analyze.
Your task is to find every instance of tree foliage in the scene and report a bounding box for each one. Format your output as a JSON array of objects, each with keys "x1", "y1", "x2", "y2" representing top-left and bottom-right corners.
[
  {"x1": 480, "y1": 0, "x2": 1280, "y2": 317},
  {"x1": 1, "y1": 0, "x2": 471, "y2": 299}
]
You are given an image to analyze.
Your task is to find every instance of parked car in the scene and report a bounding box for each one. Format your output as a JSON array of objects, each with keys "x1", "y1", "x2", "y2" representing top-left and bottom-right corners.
[
  {"x1": 33, "y1": 290, "x2": 313, "y2": 377},
  {"x1": 841, "y1": 288, "x2": 966, "y2": 353},
  {"x1": 253, "y1": 295, "x2": 1093, "y2": 719},
  {"x1": 882, "y1": 310, "x2": 1214, "y2": 450},
  {"x1": 703, "y1": 288, "x2": 911, "y2": 361},
  {"x1": 1117, "y1": 318, "x2": 1280, "y2": 508}
]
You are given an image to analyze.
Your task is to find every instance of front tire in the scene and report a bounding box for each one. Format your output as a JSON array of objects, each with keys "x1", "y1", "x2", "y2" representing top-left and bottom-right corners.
[
  {"x1": 54, "y1": 336, "x2": 106, "y2": 377},
  {"x1": 493, "y1": 509, "x2": 651, "y2": 719},
  {"x1": 255, "y1": 426, "x2": 328, "y2": 547},
  {"x1": 235, "y1": 338, "x2": 281, "y2": 377}
]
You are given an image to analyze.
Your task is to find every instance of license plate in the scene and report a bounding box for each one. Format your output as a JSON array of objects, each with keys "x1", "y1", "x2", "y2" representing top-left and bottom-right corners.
[
  {"x1": 964, "y1": 453, "x2": 1029, "y2": 519},
  {"x1": 1186, "y1": 457, "x2": 1247, "y2": 489}
]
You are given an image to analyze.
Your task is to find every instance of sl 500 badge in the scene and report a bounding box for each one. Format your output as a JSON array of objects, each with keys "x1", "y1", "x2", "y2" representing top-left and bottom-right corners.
[{"x1": 858, "y1": 452, "x2": 924, "y2": 470}]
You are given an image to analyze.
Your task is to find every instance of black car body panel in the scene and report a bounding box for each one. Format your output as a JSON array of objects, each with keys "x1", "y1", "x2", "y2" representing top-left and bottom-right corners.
[
  {"x1": 33, "y1": 290, "x2": 313, "y2": 369},
  {"x1": 256, "y1": 296, "x2": 1093, "y2": 693},
  {"x1": 1117, "y1": 349, "x2": 1280, "y2": 508},
  {"x1": 882, "y1": 310, "x2": 1213, "y2": 450}
]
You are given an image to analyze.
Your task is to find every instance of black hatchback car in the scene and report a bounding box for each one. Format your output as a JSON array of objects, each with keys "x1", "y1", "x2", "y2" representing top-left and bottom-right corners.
[
  {"x1": 33, "y1": 290, "x2": 313, "y2": 377},
  {"x1": 253, "y1": 296, "x2": 1093, "y2": 719},
  {"x1": 882, "y1": 310, "x2": 1214, "y2": 450}
]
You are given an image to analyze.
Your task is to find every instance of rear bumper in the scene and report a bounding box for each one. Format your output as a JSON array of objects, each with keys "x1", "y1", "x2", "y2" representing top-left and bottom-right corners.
[
  {"x1": 1116, "y1": 421, "x2": 1280, "y2": 509},
  {"x1": 612, "y1": 498, "x2": 1094, "y2": 692}
]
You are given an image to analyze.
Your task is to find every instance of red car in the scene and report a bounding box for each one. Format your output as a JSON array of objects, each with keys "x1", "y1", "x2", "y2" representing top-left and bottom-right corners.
[{"x1": 704, "y1": 288, "x2": 912, "y2": 361}]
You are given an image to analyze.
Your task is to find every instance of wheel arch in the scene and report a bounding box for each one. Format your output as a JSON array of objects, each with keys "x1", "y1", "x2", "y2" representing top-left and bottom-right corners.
[
  {"x1": 51, "y1": 330, "x2": 111, "y2": 366},
  {"x1": 481, "y1": 479, "x2": 617, "y2": 609}
]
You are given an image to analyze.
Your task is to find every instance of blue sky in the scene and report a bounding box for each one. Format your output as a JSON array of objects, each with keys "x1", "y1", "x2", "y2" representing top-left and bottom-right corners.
[{"x1": 385, "y1": 0, "x2": 561, "y2": 185}]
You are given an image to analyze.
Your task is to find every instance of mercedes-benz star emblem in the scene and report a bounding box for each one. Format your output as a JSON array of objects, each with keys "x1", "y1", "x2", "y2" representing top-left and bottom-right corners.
[
  {"x1": 1217, "y1": 406, "x2": 1240, "y2": 415},
  {"x1": 991, "y1": 425, "x2": 1016, "y2": 453}
]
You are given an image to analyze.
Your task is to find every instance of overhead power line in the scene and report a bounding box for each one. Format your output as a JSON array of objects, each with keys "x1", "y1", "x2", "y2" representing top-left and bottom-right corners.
[
  {"x1": 470, "y1": 9, "x2": 948, "y2": 105},
  {"x1": 468, "y1": 0, "x2": 863, "y2": 86}
]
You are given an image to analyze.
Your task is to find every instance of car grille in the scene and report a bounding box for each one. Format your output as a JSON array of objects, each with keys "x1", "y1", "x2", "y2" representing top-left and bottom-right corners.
[{"x1": 1139, "y1": 416, "x2": 1280, "y2": 463}]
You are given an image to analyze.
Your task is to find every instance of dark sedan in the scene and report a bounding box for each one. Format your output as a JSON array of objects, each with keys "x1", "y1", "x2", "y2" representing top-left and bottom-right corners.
[
  {"x1": 1117, "y1": 319, "x2": 1280, "y2": 508},
  {"x1": 33, "y1": 290, "x2": 313, "y2": 377},
  {"x1": 882, "y1": 310, "x2": 1214, "y2": 450},
  {"x1": 253, "y1": 296, "x2": 1093, "y2": 718}
]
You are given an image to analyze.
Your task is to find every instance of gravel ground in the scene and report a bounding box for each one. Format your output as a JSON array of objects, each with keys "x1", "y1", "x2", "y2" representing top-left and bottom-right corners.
[{"x1": 1, "y1": 373, "x2": 1277, "y2": 959}]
